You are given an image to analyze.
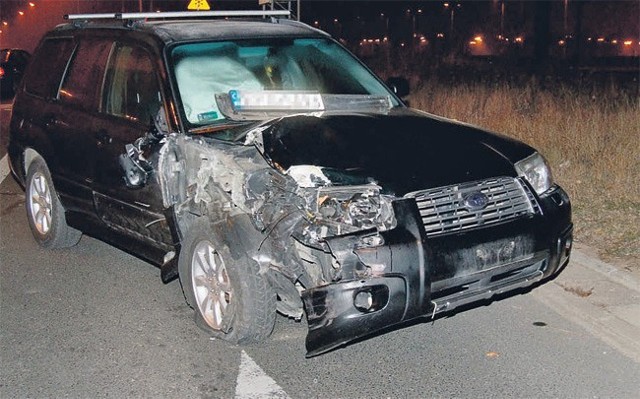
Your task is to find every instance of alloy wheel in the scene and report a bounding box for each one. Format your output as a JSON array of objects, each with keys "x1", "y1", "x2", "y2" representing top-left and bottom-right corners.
[
  {"x1": 28, "y1": 171, "x2": 53, "y2": 236},
  {"x1": 191, "y1": 240, "x2": 233, "y2": 329}
]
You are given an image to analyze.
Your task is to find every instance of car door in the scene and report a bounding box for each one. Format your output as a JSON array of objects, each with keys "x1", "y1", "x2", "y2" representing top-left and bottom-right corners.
[
  {"x1": 91, "y1": 43, "x2": 174, "y2": 253},
  {"x1": 29, "y1": 38, "x2": 112, "y2": 215}
]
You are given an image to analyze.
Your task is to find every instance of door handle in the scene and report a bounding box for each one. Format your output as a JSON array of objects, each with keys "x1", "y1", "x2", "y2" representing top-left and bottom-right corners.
[
  {"x1": 95, "y1": 130, "x2": 113, "y2": 146},
  {"x1": 44, "y1": 114, "x2": 61, "y2": 129},
  {"x1": 45, "y1": 115, "x2": 55, "y2": 128}
]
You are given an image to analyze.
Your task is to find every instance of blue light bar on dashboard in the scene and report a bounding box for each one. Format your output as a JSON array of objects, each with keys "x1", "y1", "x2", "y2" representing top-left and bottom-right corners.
[{"x1": 228, "y1": 90, "x2": 325, "y2": 112}]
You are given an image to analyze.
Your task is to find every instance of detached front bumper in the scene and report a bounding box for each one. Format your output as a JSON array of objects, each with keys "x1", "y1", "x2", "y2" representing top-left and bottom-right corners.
[
  {"x1": 302, "y1": 188, "x2": 572, "y2": 357},
  {"x1": 302, "y1": 199, "x2": 432, "y2": 357}
]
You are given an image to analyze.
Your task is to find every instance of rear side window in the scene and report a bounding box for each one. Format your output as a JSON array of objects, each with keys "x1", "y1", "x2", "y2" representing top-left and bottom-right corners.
[
  {"x1": 103, "y1": 45, "x2": 161, "y2": 125},
  {"x1": 25, "y1": 38, "x2": 75, "y2": 99},
  {"x1": 59, "y1": 40, "x2": 113, "y2": 111}
]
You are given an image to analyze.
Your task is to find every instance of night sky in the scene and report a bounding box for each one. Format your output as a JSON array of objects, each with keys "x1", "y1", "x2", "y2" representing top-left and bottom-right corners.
[{"x1": 1, "y1": 1, "x2": 639, "y2": 57}]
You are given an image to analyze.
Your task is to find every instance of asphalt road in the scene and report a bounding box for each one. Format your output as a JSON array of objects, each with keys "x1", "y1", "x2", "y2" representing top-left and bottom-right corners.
[{"x1": 1, "y1": 103, "x2": 640, "y2": 398}]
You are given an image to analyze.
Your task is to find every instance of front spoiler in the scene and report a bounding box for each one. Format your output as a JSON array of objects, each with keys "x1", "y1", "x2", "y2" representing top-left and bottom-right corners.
[{"x1": 301, "y1": 195, "x2": 573, "y2": 357}]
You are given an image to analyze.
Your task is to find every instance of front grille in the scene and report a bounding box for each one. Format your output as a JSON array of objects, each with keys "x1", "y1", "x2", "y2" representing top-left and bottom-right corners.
[{"x1": 406, "y1": 177, "x2": 540, "y2": 237}]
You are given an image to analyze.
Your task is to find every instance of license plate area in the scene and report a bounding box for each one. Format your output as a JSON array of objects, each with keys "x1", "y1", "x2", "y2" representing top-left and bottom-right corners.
[{"x1": 430, "y1": 235, "x2": 536, "y2": 281}]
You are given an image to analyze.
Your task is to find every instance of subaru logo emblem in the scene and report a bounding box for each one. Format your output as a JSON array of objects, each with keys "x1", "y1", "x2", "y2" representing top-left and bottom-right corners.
[{"x1": 463, "y1": 191, "x2": 489, "y2": 211}]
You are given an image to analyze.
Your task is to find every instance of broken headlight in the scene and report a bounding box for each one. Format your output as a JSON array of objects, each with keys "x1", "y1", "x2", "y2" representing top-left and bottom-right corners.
[
  {"x1": 313, "y1": 185, "x2": 396, "y2": 236},
  {"x1": 515, "y1": 152, "x2": 554, "y2": 195}
]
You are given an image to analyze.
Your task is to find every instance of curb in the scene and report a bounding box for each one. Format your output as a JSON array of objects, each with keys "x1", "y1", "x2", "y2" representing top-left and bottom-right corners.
[
  {"x1": 532, "y1": 248, "x2": 640, "y2": 364},
  {"x1": 572, "y1": 249, "x2": 640, "y2": 293}
]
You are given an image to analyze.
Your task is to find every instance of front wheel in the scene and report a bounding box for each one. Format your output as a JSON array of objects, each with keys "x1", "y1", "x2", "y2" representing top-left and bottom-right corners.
[
  {"x1": 179, "y1": 219, "x2": 276, "y2": 344},
  {"x1": 25, "y1": 157, "x2": 82, "y2": 248}
]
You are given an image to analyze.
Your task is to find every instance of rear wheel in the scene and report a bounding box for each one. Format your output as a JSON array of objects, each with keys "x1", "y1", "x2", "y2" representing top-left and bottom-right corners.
[
  {"x1": 179, "y1": 219, "x2": 276, "y2": 344},
  {"x1": 25, "y1": 157, "x2": 82, "y2": 249}
]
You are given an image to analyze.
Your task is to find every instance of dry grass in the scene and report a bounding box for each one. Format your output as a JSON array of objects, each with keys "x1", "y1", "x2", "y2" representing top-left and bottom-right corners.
[
  {"x1": 558, "y1": 282, "x2": 594, "y2": 298},
  {"x1": 409, "y1": 80, "x2": 640, "y2": 269}
]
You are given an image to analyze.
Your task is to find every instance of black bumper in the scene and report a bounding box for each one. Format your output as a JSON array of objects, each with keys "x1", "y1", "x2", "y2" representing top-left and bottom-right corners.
[{"x1": 302, "y1": 187, "x2": 572, "y2": 357}]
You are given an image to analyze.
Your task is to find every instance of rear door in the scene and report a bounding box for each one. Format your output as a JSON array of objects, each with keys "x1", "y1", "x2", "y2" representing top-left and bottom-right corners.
[{"x1": 48, "y1": 38, "x2": 114, "y2": 213}]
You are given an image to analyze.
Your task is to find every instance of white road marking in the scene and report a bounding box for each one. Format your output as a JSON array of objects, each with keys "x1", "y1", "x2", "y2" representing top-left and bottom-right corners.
[
  {"x1": 235, "y1": 350, "x2": 290, "y2": 399},
  {"x1": 0, "y1": 154, "x2": 10, "y2": 183}
]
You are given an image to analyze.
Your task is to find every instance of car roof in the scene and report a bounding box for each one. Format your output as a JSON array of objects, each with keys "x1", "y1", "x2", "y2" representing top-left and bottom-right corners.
[
  {"x1": 147, "y1": 19, "x2": 327, "y2": 42},
  {"x1": 52, "y1": 18, "x2": 327, "y2": 44}
]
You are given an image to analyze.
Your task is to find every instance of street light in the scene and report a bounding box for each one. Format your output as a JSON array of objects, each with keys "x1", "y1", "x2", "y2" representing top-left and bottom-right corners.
[{"x1": 447, "y1": 3, "x2": 456, "y2": 39}]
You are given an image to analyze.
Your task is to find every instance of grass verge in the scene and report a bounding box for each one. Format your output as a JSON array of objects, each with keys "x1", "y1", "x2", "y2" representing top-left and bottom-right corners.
[{"x1": 409, "y1": 79, "x2": 640, "y2": 270}]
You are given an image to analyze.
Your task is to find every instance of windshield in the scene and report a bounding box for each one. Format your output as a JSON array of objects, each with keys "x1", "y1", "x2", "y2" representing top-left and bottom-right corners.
[{"x1": 170, "y1": 38, "x2": 399, "y2": 127}]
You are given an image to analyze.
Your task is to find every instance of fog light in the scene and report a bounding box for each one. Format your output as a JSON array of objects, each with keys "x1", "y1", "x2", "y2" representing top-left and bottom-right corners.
[{"x1": 354, "y1": 291, "x2": 373, "y2": 311}]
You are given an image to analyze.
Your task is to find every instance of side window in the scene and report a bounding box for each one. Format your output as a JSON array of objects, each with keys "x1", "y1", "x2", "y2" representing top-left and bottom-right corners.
[
  {"x1": 25, "y1": 38, "x2": 75, "y2": 99},
  {"x1": 12, "y1": 51, "x2": 29, "y2": 67},
  {"x1": 103, "y1": 45, "x2": 162, "y2": 125},
  {"x1": 59, "y1": 40, "x2": 113, "y2": 111}
]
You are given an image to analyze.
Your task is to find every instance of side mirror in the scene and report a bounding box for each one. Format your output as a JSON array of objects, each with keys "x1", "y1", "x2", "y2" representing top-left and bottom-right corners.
[
  {"x1": 386, "y1": 77, "x2": 410, "y2": 99},
  {"x1": 149, "y1": 108, "x2": 169, "y2": 139},
  {"x1": 119, "y1": 144, "x2": 153, "y2": 188}
]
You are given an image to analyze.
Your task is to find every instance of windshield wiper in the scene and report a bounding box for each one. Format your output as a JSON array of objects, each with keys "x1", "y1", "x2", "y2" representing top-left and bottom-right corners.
[{"x1": 189, "y1": 120, "x2": 251, "y2": 135}]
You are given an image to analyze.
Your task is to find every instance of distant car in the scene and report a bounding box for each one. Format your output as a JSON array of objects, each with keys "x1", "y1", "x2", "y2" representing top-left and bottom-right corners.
[
  {"x1": 0, "y1": 48, "x2": 30, "y2": 98},
  {"x1": 8, "y1": 11, "x2": 572, "y2": 357}
]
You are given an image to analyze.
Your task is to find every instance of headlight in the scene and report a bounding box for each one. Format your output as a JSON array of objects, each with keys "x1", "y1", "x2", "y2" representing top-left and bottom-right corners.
[
  {"x1": 515, "y1": 152, "x2": 554, "y2": 195},
  {"x1": 314, "y1": 185, "x2": 396, "y2": 235}
]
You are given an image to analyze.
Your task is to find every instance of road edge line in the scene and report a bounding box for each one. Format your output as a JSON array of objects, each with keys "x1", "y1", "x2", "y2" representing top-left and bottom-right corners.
[
  {"x1": 0, "y1": 154, "x2": 10, "y2": 183},
  {"x1": 235, "y1": 350, "x2": 290, "y2": 399}
]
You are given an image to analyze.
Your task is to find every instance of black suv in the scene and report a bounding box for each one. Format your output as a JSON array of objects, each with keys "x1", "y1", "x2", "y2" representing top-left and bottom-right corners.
[{"x1": 8, "y1": 11, "x2": 572, "y2": 357}]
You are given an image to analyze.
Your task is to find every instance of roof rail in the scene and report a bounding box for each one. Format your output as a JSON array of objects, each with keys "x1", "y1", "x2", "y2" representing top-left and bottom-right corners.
[
  {"x1": 274, "y1": 18, "x2": 329, "y2": 37},
  {"x1": 64, "y1": 10, "x2": 291, "y2": 21}
]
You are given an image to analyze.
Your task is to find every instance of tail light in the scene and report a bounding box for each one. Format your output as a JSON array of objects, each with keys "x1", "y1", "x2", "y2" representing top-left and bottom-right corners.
[{"x1": 0, "y1": 66, "x2": 5, "y2": 77}]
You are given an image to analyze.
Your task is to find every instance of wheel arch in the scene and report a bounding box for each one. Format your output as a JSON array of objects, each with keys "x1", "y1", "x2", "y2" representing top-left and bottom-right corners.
[
  {"x1": 185, "y1": 212, "x2": 267, "y2": 272},
  {"x1": 163, "y1": 211, "x2": 266, "y2": 284},
  {"x1": 23, "y1": 148, "x2": 43, "y2": 176}
]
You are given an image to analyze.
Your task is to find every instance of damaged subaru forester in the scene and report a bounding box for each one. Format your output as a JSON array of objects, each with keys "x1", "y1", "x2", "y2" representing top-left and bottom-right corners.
[{"x1": 8, "y1": 11, "x2": 572, "y2": 357}]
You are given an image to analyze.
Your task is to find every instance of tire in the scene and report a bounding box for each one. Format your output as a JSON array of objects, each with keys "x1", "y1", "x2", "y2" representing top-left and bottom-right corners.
[
  {"x1": 25, "y1": 157, "x2": 82, "y2": 249},
  {"x1": 179, "y1": 218, "x2": 276, "y2": 344}
]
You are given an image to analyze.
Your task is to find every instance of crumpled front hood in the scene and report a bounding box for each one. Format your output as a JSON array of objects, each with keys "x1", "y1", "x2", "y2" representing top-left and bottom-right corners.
[{"x1": 260, "y1": 109, "x2": 535, "y2": 196}]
